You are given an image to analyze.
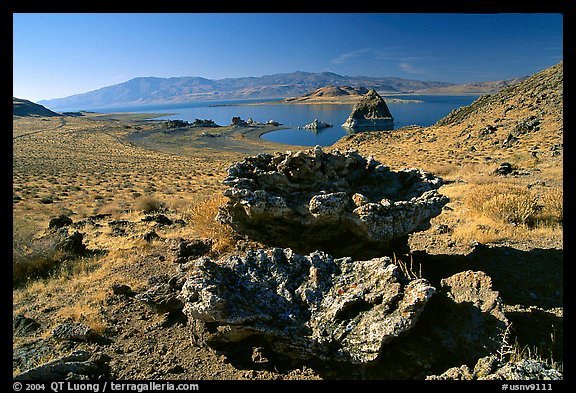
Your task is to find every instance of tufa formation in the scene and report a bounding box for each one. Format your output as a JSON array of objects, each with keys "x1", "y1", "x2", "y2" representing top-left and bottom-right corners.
[{"x1": 342, "y1": 89, "x2": 394, "y2": 130}]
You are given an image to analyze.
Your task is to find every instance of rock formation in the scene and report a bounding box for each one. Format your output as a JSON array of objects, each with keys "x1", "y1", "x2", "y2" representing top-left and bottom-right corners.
[
  {"x1": 302, "y1": 119, "x2": 333, "y2": 130},
  {"x1": 217, "y1": 146, "x2": 448, "y2": 258},
  {"x1": 231, "y1": 116, "x2": 248, "y2": 127},
  {"x1": 178, "y1": 248, "x2": 435, "y2": 364},
  {"x1": 342, "y1": 89, "x2": 394, "y2": 130},
  {"x1": 360, "y1": 270, "x2": 511, "y2": 378}
]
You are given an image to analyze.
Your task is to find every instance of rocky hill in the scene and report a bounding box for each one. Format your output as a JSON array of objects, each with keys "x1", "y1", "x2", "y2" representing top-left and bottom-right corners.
[
  {"x1": 13, "y1": 97, "x2": 61, "y2": 117},
  {"x1": 284, "y1": 85, "x2": 369, "y2": 104}
]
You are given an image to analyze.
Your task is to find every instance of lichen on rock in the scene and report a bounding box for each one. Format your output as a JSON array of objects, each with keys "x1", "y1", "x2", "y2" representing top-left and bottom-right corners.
[{"x1": 178, "y1": 248, "x2": 435, "y2": 364}]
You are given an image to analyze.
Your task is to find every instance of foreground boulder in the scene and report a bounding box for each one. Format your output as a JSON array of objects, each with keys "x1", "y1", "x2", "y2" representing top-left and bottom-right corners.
[
  {"x1": 342, "y1": 89, "x2": 394, "y2": 130},
  {"x1": 373, "y1": 270, "x2": 511, "y2": 378},
  {"x1": 178, "y1": 248, "x2": 435, "y2": 364},
  {"x1": 217, "y1": 146, "x2": 448, "y2": 258}
]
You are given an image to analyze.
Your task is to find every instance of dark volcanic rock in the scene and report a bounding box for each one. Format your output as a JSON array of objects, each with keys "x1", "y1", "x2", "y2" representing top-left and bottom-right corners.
[
  {"x1": 14, "y1": 350, "x2": 110, "y2": 380},
  {"x1": 217, "y1": 146, "x2": 448, "y2": 258},
  {"x1": 179, "y1": 248, "x2": 435, "y2": 364},
  {"x1": 135, "y1": 282, "x2": 184, "y2": 315},
  {"x1": 342, "y1": 89, "x2": 394, "y2": 130},
  {"x1": 51, "y1": 322, "x2": 98, "y2": 342},
  {"x1": 13, "y1": 314, "x2": 41, "y2": 336}
]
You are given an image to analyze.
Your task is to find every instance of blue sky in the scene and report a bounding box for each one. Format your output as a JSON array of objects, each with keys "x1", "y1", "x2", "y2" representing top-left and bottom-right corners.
[{"x1": 13, "y1": 13, "x2": 563, "y2": 102}]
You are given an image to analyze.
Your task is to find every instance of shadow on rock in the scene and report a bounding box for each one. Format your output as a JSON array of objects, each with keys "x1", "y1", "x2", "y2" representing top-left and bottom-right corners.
[{"x1": 413, "y1": 244, "x2": 563, "y2": 309}]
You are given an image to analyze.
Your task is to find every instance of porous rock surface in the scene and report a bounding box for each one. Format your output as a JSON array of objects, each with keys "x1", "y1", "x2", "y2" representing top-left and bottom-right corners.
[
  {"x1": 178, "y1": 248, "x2": 435, "y2": 364},
  {"x1": 217, "y1": 146, "x2": 449, "y2": 258}
]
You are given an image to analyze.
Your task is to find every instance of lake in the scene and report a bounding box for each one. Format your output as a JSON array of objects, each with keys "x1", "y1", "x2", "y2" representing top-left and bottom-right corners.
[{"x1": 89, "y1": 95, "x2": 480, "y2": 147}]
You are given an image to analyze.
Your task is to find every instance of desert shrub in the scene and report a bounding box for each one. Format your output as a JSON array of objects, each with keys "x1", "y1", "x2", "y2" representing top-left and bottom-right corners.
[
  {"x1": 133, "y1": 195, "x2": 165, "y2": 213},
  {"x1": 13, "y1": 218, "x2": 66, "y2": 285},
  {"x1": 536, "y1": 187, "x2": 563, "y2": 225},
  {"x1": 482, "y1": 193, "x2": 540, "y2": 225},
  {"x1": 188, "y1": 194, "x2": 235, "y2": 256},
  {"x1": 465, "y1": 183, "x2": 540, "y2": 226}
]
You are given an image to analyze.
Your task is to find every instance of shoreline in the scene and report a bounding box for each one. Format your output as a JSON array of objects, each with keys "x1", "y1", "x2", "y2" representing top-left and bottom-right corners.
[{"x1": 125, "y1": 123, "x2": 305, "y2": 157}]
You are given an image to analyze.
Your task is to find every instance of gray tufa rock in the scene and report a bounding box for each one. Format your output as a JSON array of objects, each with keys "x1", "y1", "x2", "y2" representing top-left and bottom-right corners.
[
  {"x1": 303, "y1": 119, "x2": 333, "y2": 130},
  {"x1": 373, "y1": 270, "x2": 511, "y2": 379},
  {"x1": 342, "y1": 89, "x2": 394, "y2": 130},
  {"x1": 217, "y1": 146, "x2": 448, "y2": 258},
  {"x1": 178, "y1": 248, "x2": 436, "y2": 364}
]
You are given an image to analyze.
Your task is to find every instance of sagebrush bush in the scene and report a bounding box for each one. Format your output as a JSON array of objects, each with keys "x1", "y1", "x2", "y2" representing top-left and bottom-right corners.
[
  {"x1": 465, "y1": 183, "x2": 540, "y2": 226},
  {"x1": 13, "y1": 218, "x2": 66, "y2": 285},
  {"x1": 482, "y1": 192, "x2": 540, "y2": 225},
  {"x1": 188, "y1": 194, "x2": 235, "y2": 256},
  {"x1": 537, "y1": 187, "x2": 563, "y2": 224}
]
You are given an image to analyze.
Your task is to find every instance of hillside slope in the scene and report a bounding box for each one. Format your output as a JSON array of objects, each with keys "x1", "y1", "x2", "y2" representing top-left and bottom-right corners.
[
  {"x1": 13, "y1": 98, "x2": 61, "y2": 117},
  {"x1": 334, "y1": 61, "x2": 563, "y2": 177},
  {"x1": 12, "y1": 62, "x2": 563, "y2": 381}
]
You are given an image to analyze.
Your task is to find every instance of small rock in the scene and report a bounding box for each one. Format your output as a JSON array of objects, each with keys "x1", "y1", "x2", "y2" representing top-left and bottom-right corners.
[
  {"x1": 13, "y1": 314, "x2": 41, "y2": 336},
  {"x1": 494, "y1": 162, "x2": 514, "y2": 176},
  {"x1": 111, "y1": 283, "x2": 134, "y2": 296},
  {"x1": 49, "y1": 215, "x2": 73, "y2": 229},
  {"x1": 143, "y1": 231, "x2": 160, "y2": 242},
  {"x1": 167, "y1": 365, "x2": 185, "y2": 374},
  {"x1": 51, "y1": 322, "x2": 98, "y2": 342}
]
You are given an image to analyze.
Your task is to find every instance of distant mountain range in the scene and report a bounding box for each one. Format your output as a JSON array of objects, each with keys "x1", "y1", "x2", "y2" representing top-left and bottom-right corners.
[{"x1": 38, "y1": 71, "x2": 527, "y2": 111}]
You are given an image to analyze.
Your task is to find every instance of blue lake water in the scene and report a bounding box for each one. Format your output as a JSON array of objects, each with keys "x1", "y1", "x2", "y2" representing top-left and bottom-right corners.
[{"x1": 88, "y1": 95, "x2": 480, "y2": 147}]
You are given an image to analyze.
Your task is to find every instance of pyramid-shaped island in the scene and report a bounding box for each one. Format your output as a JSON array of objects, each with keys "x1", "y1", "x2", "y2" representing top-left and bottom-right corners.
[{"x1": 342, "y1": 89, "x2": 394, "y2": 130}]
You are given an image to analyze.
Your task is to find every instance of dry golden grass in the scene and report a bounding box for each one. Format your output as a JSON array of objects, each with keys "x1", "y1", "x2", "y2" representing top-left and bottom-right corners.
[
  {"x1": 13, "y1": 217, "x2": 69, "y2": 284},
  {"x1": 12, "y1": 115, "x2": 236, "y2": 340},
  {"x1": 465, "y1": 183, "x2": 539, "y2": 225},
  {"x1": 180, "y1": 193, "x2": 236, "y2": 256}
]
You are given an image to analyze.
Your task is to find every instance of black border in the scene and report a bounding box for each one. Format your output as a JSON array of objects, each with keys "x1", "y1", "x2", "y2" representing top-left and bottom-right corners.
[{"x1": 5, "y1": 1, "x2": 573, "y2": 389}]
